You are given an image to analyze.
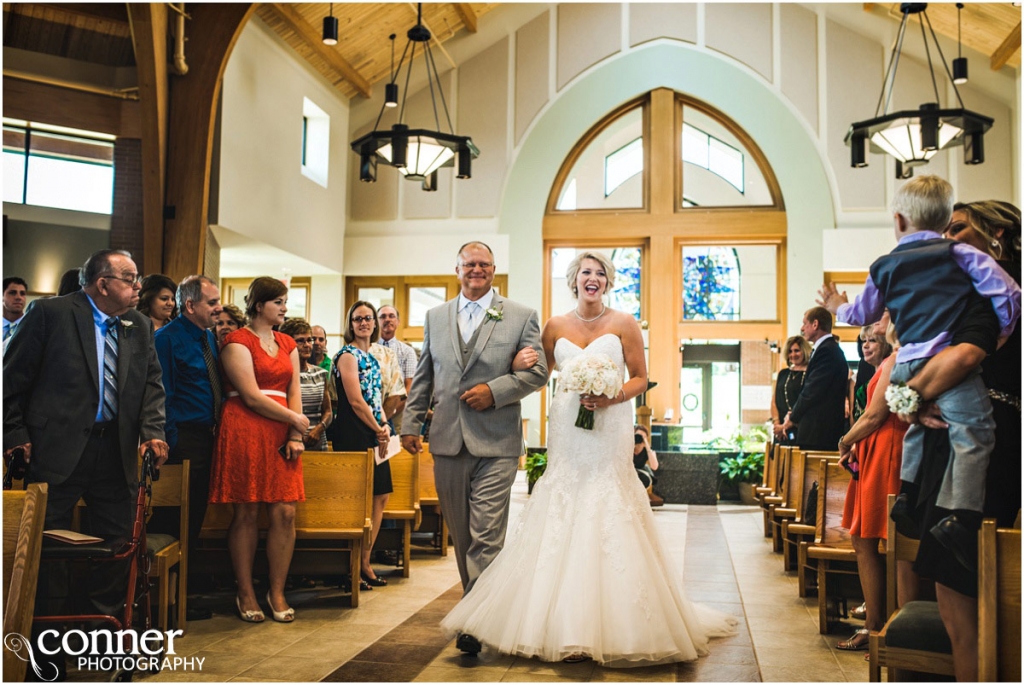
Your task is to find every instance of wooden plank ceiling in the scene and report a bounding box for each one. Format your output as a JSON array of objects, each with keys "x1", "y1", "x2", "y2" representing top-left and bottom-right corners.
[
  {"x1": 868, "y1": 3, "x2": 1021, "y2": 69},
  {"x1": 3, "y1": 3, "x2": 135, "y2": 67},
  {"x1": 256, "y1": 3, "x2": 498, "y2": 99}
]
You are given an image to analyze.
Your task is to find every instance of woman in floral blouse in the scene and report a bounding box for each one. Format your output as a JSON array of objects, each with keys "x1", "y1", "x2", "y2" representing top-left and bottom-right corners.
[{"x1": 327, "y1": 300, "x2": 392, "y2": 589}]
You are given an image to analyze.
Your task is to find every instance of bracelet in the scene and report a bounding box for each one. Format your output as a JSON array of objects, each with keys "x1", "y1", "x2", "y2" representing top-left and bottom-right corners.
[{"x1": 838, "y1": 437, "x2": 849, "y2": 451}]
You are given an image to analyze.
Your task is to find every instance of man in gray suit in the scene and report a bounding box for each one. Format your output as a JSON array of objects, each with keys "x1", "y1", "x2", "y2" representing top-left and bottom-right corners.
[
  {"x1": 402, "y1": 241, "x2": 546, "y2": 653},
  {"x1": 4, "y1": 249, "x2": 168, "y2": 666}
]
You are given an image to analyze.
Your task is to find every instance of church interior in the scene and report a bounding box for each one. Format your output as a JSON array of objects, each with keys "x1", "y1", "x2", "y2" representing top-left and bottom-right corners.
[{"x1": 2, "y1": 2, "x2": 1021, "y2": 682}]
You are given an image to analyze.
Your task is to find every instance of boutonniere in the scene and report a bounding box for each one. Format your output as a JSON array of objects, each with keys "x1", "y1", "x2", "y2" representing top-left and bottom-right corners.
[
  {"x1": 485, "y1": 307, "x2": 503, "y2": 322},
  {"x1": 121, "y1": 320, "x2": 135, "y2": 338}
]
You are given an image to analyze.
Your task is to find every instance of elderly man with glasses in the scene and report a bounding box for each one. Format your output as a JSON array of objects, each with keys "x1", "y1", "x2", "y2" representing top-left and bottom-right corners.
[{"x1": 3, "y1": 248, "x2": 168, "y2": 676}]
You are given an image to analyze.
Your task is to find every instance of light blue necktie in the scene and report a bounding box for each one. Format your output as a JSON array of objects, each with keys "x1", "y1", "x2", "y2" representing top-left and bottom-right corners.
[
  {"x1": 461, "y1": 302, "x2": 480, "y2": 344},
  {"x1": 101, "y1": 317, "x2": 119, "y2": 421}
]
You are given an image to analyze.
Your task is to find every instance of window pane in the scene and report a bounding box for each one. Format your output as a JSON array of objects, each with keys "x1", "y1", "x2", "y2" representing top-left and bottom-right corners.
[
  {"x1": 408, "y1": 286, "x2": 447, "y2": 326},
  {"x1": 604, "y1": 138, "x2": 643, "y2": 197},
  {"x1": 3, "y1": 151, "x2": 25, "y2": 204},
  {"x1": 681, "y1": 105, "x2": 772, "y2": 207},
  {"x1": 681, "y1": 245, "x2": 777, "y2": 321},
  {"x1": 551, "y1": 247, "x2": 642, "y2": 320},
  {"x1": 556, "y1": 107, "x2": 643, "y2": 210},
  {"x1": 25, "y1": 155, "x2": 113, "y2": 214},
  {"x1": 357, "y1": 287, "x2": 395, "y2": 311}
]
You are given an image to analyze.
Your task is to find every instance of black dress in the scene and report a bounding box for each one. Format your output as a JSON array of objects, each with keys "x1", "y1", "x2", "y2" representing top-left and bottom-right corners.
[
  {"x1": 773, "y1": 368, "x2": 805, "y2": 445},
  {"x1": 910, "y1": 259, "x2": 1021, "y2": 596},
  {"x1": 326, "y1": 346, "x2": 393, "y2": 497},
  {"x1": 634, "y1": 446, "x2": 656, "y2": 489}
]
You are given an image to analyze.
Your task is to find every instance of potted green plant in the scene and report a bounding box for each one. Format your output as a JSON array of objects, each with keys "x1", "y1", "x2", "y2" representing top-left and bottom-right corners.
[
  {"x1": 719, "y1": 451, "x2": 765, "y2": 504},
  {"x1": 525, "y1": 451, "x2": 547, "y2": 494}
]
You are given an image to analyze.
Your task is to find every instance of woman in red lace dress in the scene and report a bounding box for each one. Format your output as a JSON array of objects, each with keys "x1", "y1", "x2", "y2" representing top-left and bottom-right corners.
[{"x1": 210, "y1": 277, "x2": 309, "y2": 623}]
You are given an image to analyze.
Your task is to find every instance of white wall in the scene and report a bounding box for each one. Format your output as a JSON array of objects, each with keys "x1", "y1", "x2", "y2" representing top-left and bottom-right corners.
[{"x1": 219, "y1": 18, "x2": 350, "y2": 274}]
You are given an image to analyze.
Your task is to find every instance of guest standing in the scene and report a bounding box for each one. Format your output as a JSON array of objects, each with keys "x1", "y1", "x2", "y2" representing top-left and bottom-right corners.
[
  {"x1": 770, "y1": 335, "x2": 810, "y2": 444},
  {"x1": 153, "y1": 275, "x2": 223, "y2": 622},
  {"x1": 58, "y1": 268, "x2": 82, "y2": 296},
  {"x1": 280, "y1": 318, "x2": 332, "y2": 451},
  {"x1": 900, "y1": 200, "x2": 1022, "y2": 681},
  {"x1": 209, "y1": 277, "x2": 308, "y2": 623},
  {"x1": 215, "y1": 304, "x2": 246, "y2": 349},
  {"x1": 137, "y1": 274, "x2": 178, "y2": 331},
  {"x1": 779, "y1": 308, "x2": 849, "y2": 451},
  {"x1": 2, "y1": 277, "x2": 27, "y2": 354},
  {"x1": 327, "y1": 300, "x2": 392, "y2": 590},
  {"x1": 834, "y1": 314, "x2": 907, "y2": 651}
]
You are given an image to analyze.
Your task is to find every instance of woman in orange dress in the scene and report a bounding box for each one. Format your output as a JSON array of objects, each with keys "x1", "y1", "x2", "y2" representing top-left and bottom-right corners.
[
  {"x1": 210, "y1": 277, "x2": 309, "y2": 624},
  {"x1": 835, "y1": 311, "x2": 909, "y2": 650}
]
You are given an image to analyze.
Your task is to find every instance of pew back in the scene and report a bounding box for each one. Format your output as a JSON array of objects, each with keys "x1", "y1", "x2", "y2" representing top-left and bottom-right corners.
[
  {"x1": 3, "y1": 483, "x2": 48, "y2": 683},
  {"x1": 978, "y1": 520, "x2": 1021, "y2": 682}
]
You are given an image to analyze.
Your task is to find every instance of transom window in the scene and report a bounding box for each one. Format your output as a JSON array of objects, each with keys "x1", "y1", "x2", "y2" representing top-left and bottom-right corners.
[{"x1": 3, "y1": 119, "x2": 115, "y2": 214}]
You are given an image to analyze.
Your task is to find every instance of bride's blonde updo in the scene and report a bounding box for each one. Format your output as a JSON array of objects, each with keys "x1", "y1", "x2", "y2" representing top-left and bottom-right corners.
[{"x1": 566, "y1": 250, "x2": 616, "y2": 299}]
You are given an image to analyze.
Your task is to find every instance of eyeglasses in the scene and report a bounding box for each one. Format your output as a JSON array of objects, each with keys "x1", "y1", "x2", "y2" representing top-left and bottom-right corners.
[
  {"x1": 459, "y1": 262, "x2": 493, "y2": 270},
  {"x1": 352, "y1": 316, "x2": 375, "y2": 324},
  {"x1": 103, "y1": 273, "x2": 142, "y2": 286}
]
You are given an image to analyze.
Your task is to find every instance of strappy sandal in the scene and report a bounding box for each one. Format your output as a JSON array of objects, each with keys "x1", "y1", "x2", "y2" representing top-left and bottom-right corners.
[
  {"x1": 850, "y1": 602, "x2": 867, "y2": 620},
  {"x1": 361, "y1": 571, "x2": 388, "y2": 587},
  {"x1": 836, "y1": 628, "x2": 870, "y2": 651}
]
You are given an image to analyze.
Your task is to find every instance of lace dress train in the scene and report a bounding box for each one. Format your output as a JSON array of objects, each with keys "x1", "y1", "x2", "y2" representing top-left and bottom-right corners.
[{"x1": 440, "y1": 334, "x2": 736, "y2": 667}]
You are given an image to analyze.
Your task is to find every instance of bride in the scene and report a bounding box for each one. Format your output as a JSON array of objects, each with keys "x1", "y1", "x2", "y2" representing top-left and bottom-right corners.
[{"x1": 440, "y1": 251, "x2": 737, "y2": 667}]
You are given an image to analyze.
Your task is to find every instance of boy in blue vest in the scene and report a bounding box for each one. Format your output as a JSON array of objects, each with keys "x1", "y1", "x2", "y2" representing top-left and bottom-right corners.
[{"x1": 819, "y1": 175, "x2": 1020, "y2": 570}]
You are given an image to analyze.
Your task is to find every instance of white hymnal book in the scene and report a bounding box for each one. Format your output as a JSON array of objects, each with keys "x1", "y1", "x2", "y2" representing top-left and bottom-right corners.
[
  {"x1": 375, "y1": 436, "x2": 403, "y2": 466},
  {"x1": 43, "y1": 529, "x2": 103, "y2": 545}
]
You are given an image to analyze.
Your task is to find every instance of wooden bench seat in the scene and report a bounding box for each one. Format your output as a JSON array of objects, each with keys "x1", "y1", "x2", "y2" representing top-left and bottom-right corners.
[
  {"x1": 3, "y1": 483, "x2": 48, "y2": 683},
  {"x1": 198, "y1": 450, "x2": 373, "y2": 607},
  {"x1": 800, "y1": 461, "x2": 860, "y2": 633},
  {"x1": 780, "y1": 451, "x2": 840, "y2": 575},
  {"x1": 413, "y1": 446, "x2": 448, "y2": 556},
  {"x1": 378, "y1": 448, "x2": 421, "y2": 578}
]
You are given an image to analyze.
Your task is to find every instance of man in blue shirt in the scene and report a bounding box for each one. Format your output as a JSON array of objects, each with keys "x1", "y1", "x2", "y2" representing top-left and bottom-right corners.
[{"x1": 154, "y1": 275, "x2": 223, "y2": 621}]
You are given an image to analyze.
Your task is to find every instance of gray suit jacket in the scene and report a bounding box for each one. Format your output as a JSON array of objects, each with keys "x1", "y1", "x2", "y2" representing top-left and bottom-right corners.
[
  {"x1": 402, "y1": 293, "x2": 547, "y2": 457},
  {"x1": 3, "y1": 290, "x2": 166, "y2": 486}
]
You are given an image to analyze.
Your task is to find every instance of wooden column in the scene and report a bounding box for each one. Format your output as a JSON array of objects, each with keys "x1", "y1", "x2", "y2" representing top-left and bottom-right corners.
[
  {"x1": 162, "y1": 4, "x2": 254, "y2": 281},
  {"x1": 647, "y1": 88, "x2": 678, "y2": 421},
  {"x1": 127, "y1": 4, "x2": 170, "y2": 277}
]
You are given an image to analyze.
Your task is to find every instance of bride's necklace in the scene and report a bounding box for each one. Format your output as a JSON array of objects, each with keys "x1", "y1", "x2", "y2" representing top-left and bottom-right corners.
[{"x1": 574, "y1": 304, "x2": 606, "y2": 323}]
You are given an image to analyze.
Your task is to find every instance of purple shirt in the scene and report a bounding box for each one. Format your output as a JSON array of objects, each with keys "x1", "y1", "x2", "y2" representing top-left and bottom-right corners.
[{"x1": 837, "y1": 231, "x2": 1021, "y2": 363}]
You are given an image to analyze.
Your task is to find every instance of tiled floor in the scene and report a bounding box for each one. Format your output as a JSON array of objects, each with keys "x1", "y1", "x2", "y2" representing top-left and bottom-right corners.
[{"x1": 106, "y1": 471, "x2": 875, "y2": 682}]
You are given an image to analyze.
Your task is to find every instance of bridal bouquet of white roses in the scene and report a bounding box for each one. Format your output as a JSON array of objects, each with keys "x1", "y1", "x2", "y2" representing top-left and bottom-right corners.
[{"x1": 558, "y1": 352, "x2": 623, "y2": 430}]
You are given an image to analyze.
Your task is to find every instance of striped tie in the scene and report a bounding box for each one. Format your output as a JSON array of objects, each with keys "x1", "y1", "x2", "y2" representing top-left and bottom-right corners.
[
  {"x1": 200, "y1": 334, "x2": 223, "y2": 422},
  {"x1": 101, "y1": 317, "x2": 119, "y2": 421}
]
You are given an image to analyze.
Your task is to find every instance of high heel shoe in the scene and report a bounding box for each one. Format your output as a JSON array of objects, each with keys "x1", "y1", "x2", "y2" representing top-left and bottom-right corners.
[
  {"x1": 266, "y1": 591, "x2": 295, "y2": 623},
  {"x1": 360, "y1": 571, "x2": 387, "y2": 587},
  {"x1": 235, "y1": 595, "x2": 265, "y2": 623}
]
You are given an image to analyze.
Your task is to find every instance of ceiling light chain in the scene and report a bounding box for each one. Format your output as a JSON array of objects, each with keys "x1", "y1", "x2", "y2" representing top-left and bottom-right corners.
[{"x1": 953, "y1": 3, "x2": 969, "y2": 84}]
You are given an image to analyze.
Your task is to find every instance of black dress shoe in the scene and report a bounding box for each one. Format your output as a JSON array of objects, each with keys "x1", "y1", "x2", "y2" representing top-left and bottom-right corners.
[
  {"x1": 186, "y1": 606, "x2": 213, "y2": 621},
  {"x1": 456, "y1": 633, "x2": 481, "y2": 655},
  {"x1": 930, "y1": 514, "x2": 977, "y2": 570},
  {"x1": 889, "y1": 493, "x2": 920, "y2": 538}
]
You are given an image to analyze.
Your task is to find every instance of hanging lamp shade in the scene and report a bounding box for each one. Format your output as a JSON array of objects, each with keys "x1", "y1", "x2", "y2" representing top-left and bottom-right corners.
[
  {"x1": 349, "y1": 4, "x2": 479, "y2": 190},
  {"x1": 844, "y1": 3, "x2": 993, "y2": 178}
]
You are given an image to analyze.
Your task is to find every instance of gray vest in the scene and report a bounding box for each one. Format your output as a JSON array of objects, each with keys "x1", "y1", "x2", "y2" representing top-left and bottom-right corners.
[
  {"x1": 869, "y1": 238, "x2": 976, "y2": 346},
  {"x1": 459, "y1": 320, "x2": 484, "y2": 364}
]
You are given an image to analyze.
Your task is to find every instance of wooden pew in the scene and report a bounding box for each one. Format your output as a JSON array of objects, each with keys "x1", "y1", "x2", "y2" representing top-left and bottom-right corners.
[
  {"x1": 780, "y1": 452, "x2": 840, "y2": 574},
  {"x1": 759, "y1": 445, "x2": 791, "y2": 540},
  {"x1": 3, "y1": 483, "x2": 48, "y2": 683},
  {"x1": 756, "y1": 443, "x2": 782, "y2": 537},
  {"x1": 800, "y1": 461, "x2": 860, "y2": 633},
  {"x1": 146, "y1": 461, "x2": 190, "y2": 634},
  {"x1": 199, "y1": 450, "x2": 374, "y2": 607},
  {"x1": 978, "y1": 519, "x2": 1021, "y2": 682},
  {"x1": 768, "y1": 447, "x2": 805, "y2": 552},
  {"x1": 414, "y1": 445, "x2": 448, "y2": 556},
  {"x1": 379, "y1": 448, "x2": 422, "y2": 578},
  {"x1": 869, "y1": 494, "x2": 954, "y2": 681}
]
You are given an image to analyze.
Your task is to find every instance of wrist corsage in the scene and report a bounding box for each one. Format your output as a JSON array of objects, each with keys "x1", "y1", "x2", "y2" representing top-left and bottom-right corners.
[
  {"x1": 485, "y1": 306, "x2": 503, "y2": 322},
  {"x1": 885, "y1": 383, "x2": 920, "y2": 415}
]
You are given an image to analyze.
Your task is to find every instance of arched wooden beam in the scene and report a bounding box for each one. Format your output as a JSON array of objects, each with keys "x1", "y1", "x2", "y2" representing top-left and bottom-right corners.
[
  {"x1": 127, "y1": 3, "x2": 169, "y2": 277},
  {"x1": 162, "y1": 3, "x2": 255, "y2": 281}
]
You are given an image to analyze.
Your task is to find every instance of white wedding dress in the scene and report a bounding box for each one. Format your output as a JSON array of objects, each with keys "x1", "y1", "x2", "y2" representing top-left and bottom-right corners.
[{"x1": 440, "y1": 333, "x2": 737, "y2": 667}]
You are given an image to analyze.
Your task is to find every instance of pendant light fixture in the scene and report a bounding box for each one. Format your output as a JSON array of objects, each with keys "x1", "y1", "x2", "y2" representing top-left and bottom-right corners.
[
  {"x1": 349, "y1": 3, "x2": 479, "y2": 191},
  {"x1": 952, "y1": 3, "x2": 968, "y2": 84},
  {"x1": 322, "y1": 3, "x2": 338, "y2": 46},
  {"x1": 844, "y1": 3, "x2": 992, "y2": 179}
]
